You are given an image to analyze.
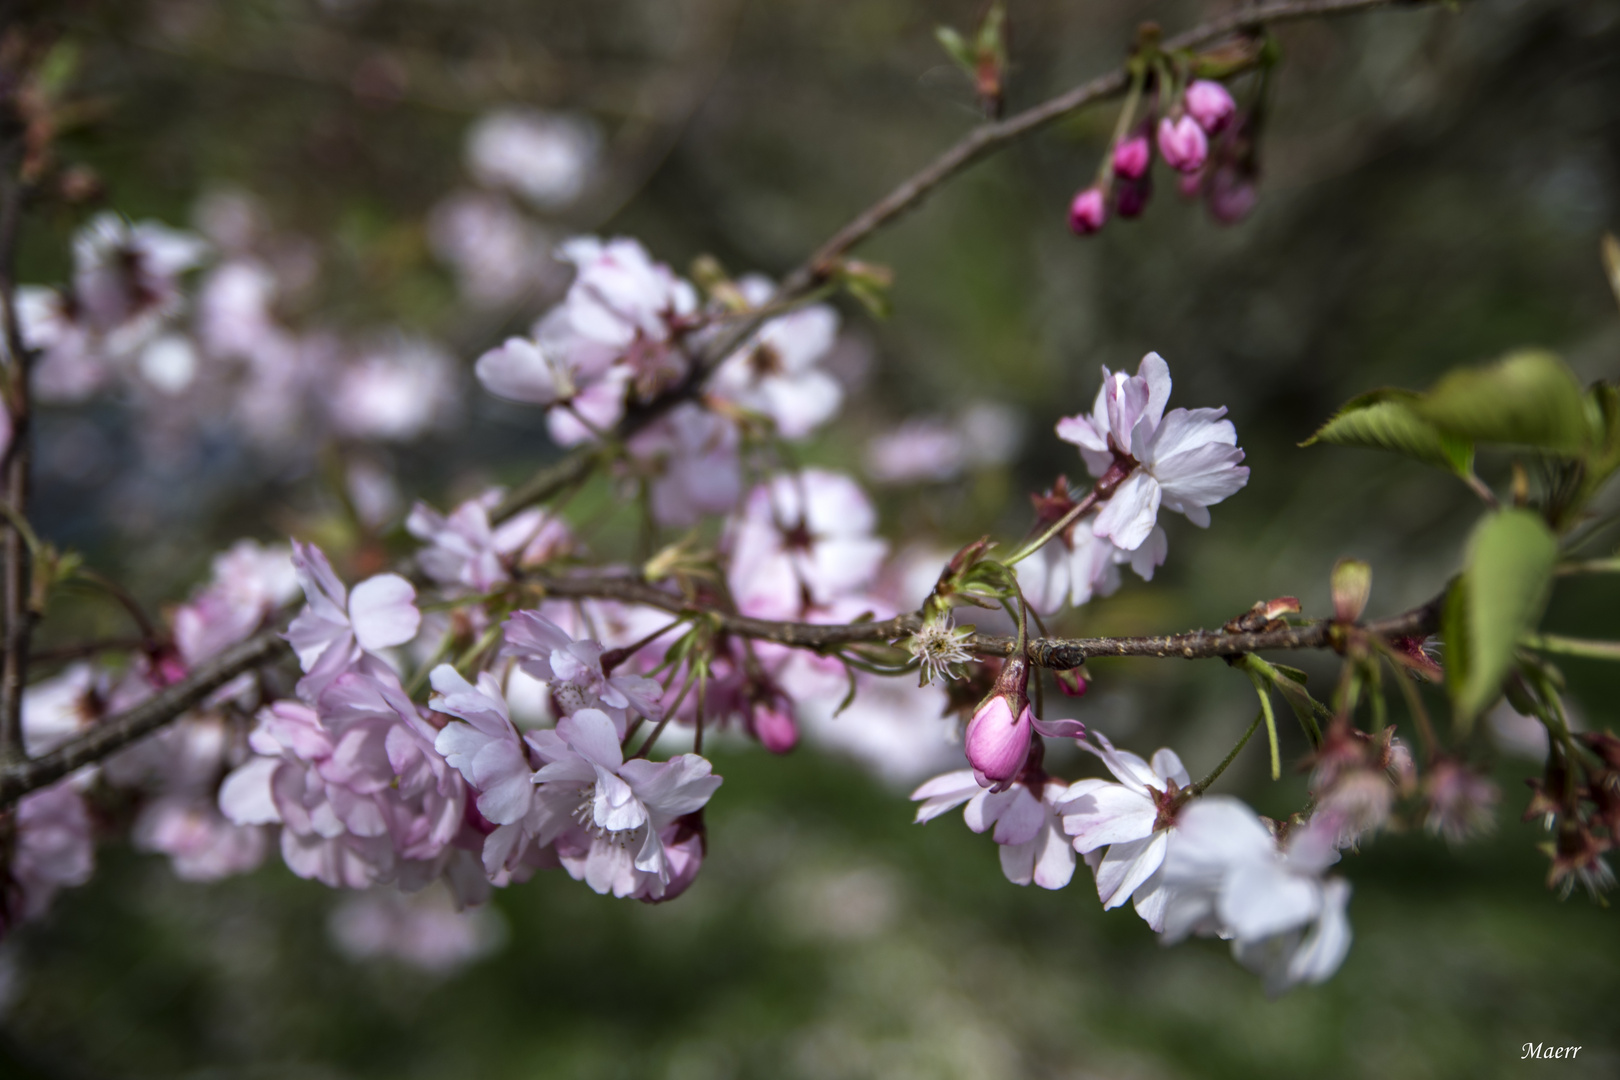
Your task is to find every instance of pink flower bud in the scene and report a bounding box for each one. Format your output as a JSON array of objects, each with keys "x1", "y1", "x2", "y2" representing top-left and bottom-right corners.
[
  {"x1": 1054, "y1": 667, "x2": 1089, "y2": 697},
  {"x1": 1184, "y1": 80, "x2": 1236, "y2": 135},
  {"x1": 1207, "y1": 165, "x2": 1256, "y2": 223},
  {"x1": 1112, "y1": 134, "x2": 1151, "y2": 180},
  {"x1": 965, "y1": 694, "x2": 1033, "y2": 787},
  {"x1": 1068, "y1": 186, "x2": 1107, "y2": 236},
  {"x1": 1177, "y1": 171, "x2": 1204, "y2": 200},
  {"x1": 1115, "y1": 172, "x2": 1152, "y2": 219},
  {"x1": 1156, "y1": 116, "x2": 1208, "y2": 174},
  {"x1": 751, "y1": 701, "x2": 800, "y2": 755}
]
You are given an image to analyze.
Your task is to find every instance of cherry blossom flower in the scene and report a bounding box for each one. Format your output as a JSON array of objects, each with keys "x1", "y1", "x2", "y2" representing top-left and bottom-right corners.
[
  {"x1": 174, "y1": 540, "x2": 300, "y2": 666},
  {"x1": 218, "y1": 659, "x2": 466, "y2": 891},
  {"x1": 72, "y1": 212, "x2": 209, "y2": 353},
  {"x1": 465, "y1": 109, "x2": 601, "y2": 209},
  {"x1": 726, "y1": 469, "x2": 888, "y2": 620},
  {"x1": 22, "y1": 663, "x2": 100, "y2": 757},
  {"x1": 407, "y1": 493, "x2": 572, "y2": 594},
  {"x1": 625, "y1": 402, "x2": 743, "y2": 527},
  {"x1": 427, "y1": 190, "x2": 558, "y2": 307},
  {"x1": 328, "y1": 338, "x2": 460, "y2": 442},
  {"x1": 711, "y1": 275, "x2": 843, "y2": 438},
  {"x1": 1113, "y1": 133, "x2": 1152, "y2": 179},
  {"x1": 865, "y1": 404, "x2": 1024, "y2": 486},
  {"x1": 1015, "y1": 521, "x2": 1166, "y2": 615},
  {"x1": 285, "y1": 541, "x2": 421, "y2": 693},
  {"x1": 501, "y1": 610, "x2": 664, "y2": 730},
  {"x1": 1422, "y1": 760, "x2": 1500, "y2": 842},
  {"x1": 3, "y1": 783, "x2": 95, "y2": 930},
  {"x1": 1056, "y1": 352, "x2": 1249, "y2": 552},
  {"x1": 1159, "y1": 798, "x2": 1353, "y2": 995},
  {"x1": 329, "y1": 885, "x2": 508, "y2": 972},
  {"x1": 10, "y1": 287, "x2": 104, "y2": 402},
  {"x1": 1069, "y1": 187, "x2": 1107, "y2": 235},
  {"x1": 963, "y1": 657, "x2": 1084, "y2": 790},
  {"x1": 911, "y1": 769, "x2": 1076, "y2": 889},
  {"x1": 548, "y1": 236, "x2": 698, "y2": 397},
  {"x1": 1058, "y1": 733, "x2": 1189, "y2": 930},
  {"x1": 526, "y1": 708, "x2": 722, "y2": 899}
]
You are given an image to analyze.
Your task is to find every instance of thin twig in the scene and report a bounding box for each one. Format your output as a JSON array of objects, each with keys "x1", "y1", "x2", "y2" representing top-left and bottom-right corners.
[{"x1": 0, "y1": 143, "x2": 35, "y2": 765}]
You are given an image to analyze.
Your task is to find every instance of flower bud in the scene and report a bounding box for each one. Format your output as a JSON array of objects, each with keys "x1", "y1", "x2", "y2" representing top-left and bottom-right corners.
[
  {"x1": 1054, "y1": 666, "x2": 1089, "y2": 697},
  {"x1": 1156, "y1": 116, "x2": 1208, "y2": 174},
  {"x1": 1184, "y1": 80, "x2": 1236, "y2": 135},
  {"x1": 1114, "y1": 171, "x2": 1152, "y2": 220},
  {"x1": 1068, "y1": 186, "x2": 1107, "y2": 236},
  {"x1": 1111, "y1": 134, "x2": 1151, "y2": 180},
  {"x1": 751, "y1": 700, "x2": 800, "y2": 755},
  {"x1": 965, "y1": 694, "x2": 1033, "y2": 788},
  {"x1": 1206, "y1": 165, "x2": 1257, "y2": 224}
]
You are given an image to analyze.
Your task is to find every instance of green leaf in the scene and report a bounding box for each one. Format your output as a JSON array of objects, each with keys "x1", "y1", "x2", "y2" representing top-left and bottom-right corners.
[
  {"x1": 1415, "y1": 350, "x2": 1590, "y2": 455},
  {"x1": 934, "y1": 26, "x2": 976, "y2": 74},
  {"x1": 1302, "y1": 389, "x2": 1473, "y2": 475},
  {"x1": 1447, "y1": 509, "x2": 1559, "y2": 728}
]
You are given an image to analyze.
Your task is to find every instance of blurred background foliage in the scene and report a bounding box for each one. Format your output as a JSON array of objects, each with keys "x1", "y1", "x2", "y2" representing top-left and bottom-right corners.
[{"x1": 5, "y1": 0, "x2": 1620, "y2": 1076}]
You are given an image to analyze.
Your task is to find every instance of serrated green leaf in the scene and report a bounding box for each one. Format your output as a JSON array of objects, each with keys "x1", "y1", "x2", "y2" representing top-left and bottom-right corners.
[
  {"x1": 1416, "y1": 350, "x2": 1589, "y2": 455},
  {"x1": 1302, "y1": 389, "x2": 1473, "y2": 475},
  {"x1": 1447, "y1": 509, "x2": 1559, "y2": 729}
]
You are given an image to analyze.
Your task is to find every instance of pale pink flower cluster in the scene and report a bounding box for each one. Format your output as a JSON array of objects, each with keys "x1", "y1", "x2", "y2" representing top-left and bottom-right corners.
[
  {"x1": 1020, "y1": 352, "x2": 1247, "y2": 614},
  {"x1": 406, "y1": 491, "x2": 573, "y2": 596}
]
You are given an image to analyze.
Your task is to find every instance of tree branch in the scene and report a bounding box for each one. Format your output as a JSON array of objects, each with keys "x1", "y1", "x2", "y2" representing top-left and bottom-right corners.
[
  {"x1": 492, "y1": 0, "x2": 1436, "y2": 524},
  {"x1": 0, "y1": 143, "x2": 35, "y2": 765}
]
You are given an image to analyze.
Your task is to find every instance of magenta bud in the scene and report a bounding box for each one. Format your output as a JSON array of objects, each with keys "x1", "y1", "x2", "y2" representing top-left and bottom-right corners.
[
  {"x1": 1114, "y1": 171, "x2": 1152, "y2": 219},
  {"x1": 965, "y1": 695, "x2": 1033, "y2": 787},
  {"x1": 1054, "y1": 667, "x2": 1089, "y2": 697},
  {"x1": 752, "y1": 702, "x2": 800, "y2": 755},
  {"x1": 1177, "y1": 171, "x2": 1204, "y2": 200},
  {"x1": 1156, "y1": 116, "x2": 1208, "y2": 174},
  {"x1": 1185, "y1": 80, "x2": 1237, "y2": 135},
  {"x1": 1112, "y1": 134, "x2": 1151, "y2": 180},
  {"x1": 1068, "y1": 186, "x2": 1107, "y2": 236},
  {"x1": 1207, "y1": 166, "x2": 1257, "y2": 224}
]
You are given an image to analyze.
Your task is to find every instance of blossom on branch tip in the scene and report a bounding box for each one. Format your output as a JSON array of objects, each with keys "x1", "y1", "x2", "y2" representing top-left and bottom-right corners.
[
  {"x1": 712, "y1": 275, "x2": 844, "y2": 438},
  {"x1": 1185, "y1": 80, "x2": 1237, "y2": 135},
  {"x1": 1112, "y1": 134, "x2": 1152, "y2": 180},
  {"x1": 1156, "y1": 116, "x2": 1209, "y2": 173},
  {"x1": 1069, "y1": 187, "x2": 1107, "y2": 235}
]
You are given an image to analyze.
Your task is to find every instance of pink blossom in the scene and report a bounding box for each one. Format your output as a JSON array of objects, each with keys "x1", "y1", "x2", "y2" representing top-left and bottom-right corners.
[
  {"x1": 1057, "y1": 733, "x2": 1189, "y2": 930},
  {"x1": 1112, "y1": 134, "x2": 1152, "y2": 180},
  {"x1": 22, "y1": 663, "x2": 100, "y2": 757},
  {"x1": 1056, "y1": 352, "x2": 1248, "y2": 552},
  {"x1": 965, "y1": 696, "x2": 1031, "y2": 787},
  {"x1": 285, "y1": 540, "x2": 421, "y2": 692},
  {"x1": 526, "y1": 708, "x2": 722, "y2": 899},
  {"x1": 712, "y1": 276, "x2": 843, "y2": 438},
  {"x1": 174, "y1": 540, "x2": 300, "y2": 665},
  {"x1": 501, "y1": 610, "x2": 664, "y2": 730},
  {"x1": 911, "y1": 770, "x2": 1076, "y2": 889},
  {"x1": 1159, "y1": 798, "x2": 1353, "y2": 995},
  {"x1": 329, "y1": 885, "x2": 508, "y2": 972},
  {"x1": 796, "y1": 669, "x2": 959, "y2": 786},
  {"x1": 4, "y1": 783, "x2": 95, "y2": 928},
  {"x1": 407, "y1": 492, "x2": 572, "y2": 593},
  {"x1": 1156, "y1": 116, "x2": 1209, "y2": 173},
  {"x1": 1185, "y1": 80, "x2": 1237, "y2": 134},
  {"x1": 11, "y1": 287, "x2": 105, "y2": 403},
  {"x1": 626, "y1": 402, "x2": 743, "y2": 527},
  {"x1": 1423, "y1": 760, "x2": 1500, "y2": 843},
  {"x1": 1114, "y1": 171, "x2": 1153, "y2": 219},
  {"x1": 219, "y1": 659, "x2": 466, "y2": 890},
  {"x1": 328, "y1": 338, "x2": 460, "y2": 442},
  {"x1": 1069, "y1": 186, "x2": 1107, "y2": 235},
  {"x1": 465, "y1": 109, "x2": 600, "y2": 209},
  {"x1": 428, "y1": 190, "x2": 558, "y2": 307},
  {"x1": 726, "y1": 469, "x2": 888, "y2": 620},
  {"x1": 1015, "y1": 522, "x2": 1166, "y2": 615},
  {"x1": 750, "y1": 698, "x2": 800, "y2": 754},
  {"x1": 72, "y1": 212, "x2": 208, "y2": 353}
]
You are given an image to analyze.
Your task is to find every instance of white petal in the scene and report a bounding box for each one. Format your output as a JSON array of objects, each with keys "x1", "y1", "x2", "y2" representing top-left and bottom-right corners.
[
  {"x1": 218, "y1": 757, "x2": 283, "y2": 825},
  {"x1": 1091, "y1": 471, "x2": 1162, "y2": 552},
  {"x1": 347, "y1": 574, "x2": 421, "y2": 652}
]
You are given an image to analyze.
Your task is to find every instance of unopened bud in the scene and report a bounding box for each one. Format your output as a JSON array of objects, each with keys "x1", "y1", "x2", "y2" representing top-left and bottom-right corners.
[
  {"x1": 1206, "y1": 165, "x2": 1257, "y2": 224},
  {"x1": 1184, "y1": 80, "x2": 1237, "y2": 135},
  {"x1": 1068, "y1": 186, "x2": 1107, "y2": 236},
  {"x1": 1112, "y1": 134, "x2": 1151, "y2": 180},
  {"x1": 751, "y1": 701, "x2": 800, "y2": 755},
  {"x1": 1156, "y1": 116, "x2": 1208, "y2": 174},
  {"x1": 965, "y1": 694, "x2": 1033, "y2": 787},
  {"x1": 1115, "y1": 172, "x2": 1152, "y2": 220}
]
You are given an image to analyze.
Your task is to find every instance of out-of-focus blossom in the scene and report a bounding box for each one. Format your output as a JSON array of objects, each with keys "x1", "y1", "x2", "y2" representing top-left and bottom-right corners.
[
  {"x1": 912, "y1": 769, "x2": 1076, "y2": 889},
  {"x1": 1056, "y1": 352, "x2": 1248, "y2": 552},
  {"x1": 1156, "y1": 116, "x2": 1209, "y2": 174},
  {"x1": 626, "y1": 402, "x2": 742, "y2": 527},
  {"x1": 501, "y1": 610, "x2": 664, "y2": 731},
  {"x1": 1058, "y1": 733, "x2": 1189, "y2": 930},
  {"x1": 797, "y1": 671, "x2": 958, "y2": 787},
  {"x1": 1113, "y1": 133, "x2": 1152, "y2": 179},
  {"x1": 1185, "y1": 80, "x2": 1237, "y2": 134},
  {"x1": 1016, "y1": 519, "x2": 1166, "y2": 615},
  {"x1": 527, "y1": 708, "x2": 722, "y2": 899},
  {"x1": 727, "y1": 469, "x2": 888, "y2": 620},
  {"x1": 136, "y1": 334, "x2": 199, "y2": 394},
  {"x1": 428, "y1": 190, "x2": 557, "y2": 307},
  {"x1": 21, "y1": 663, "x2": 100, "y2": 757},
  {"x1": 196, "y1": 259, "x2": 281, "y2": 361},
  {"x1": 465, "y1": 109, "x2": 601, "y2": 209},
  {"x1": 407, "y1": 492, "x2": 572, "y2": 594},
  {"x1": 72, "y1": 212, "x2": 208, "y2": 353},
  {"x1": 1423, "y1": 760, "x2": 1500, "y2": 843},
  {"x1": 1069, "y1": 186, "x2": 1107, "y2": 235},
  {"x1": 285, "y1": 541, "x2": 420, "y2": 692},
  {"x1": 174, "y1": 540, "x2": 300, "y2": 666},
  {"x1": 1159, "y1": 798, "x2": 1353, "y2": 995},
  {"x1": 329, "y1": 885, "x2": 508, "y2": 972},
  {"x1": 3, "y1": 784, "x2": 94, "y2": 929},
  {"x1": 865, "y1": 403, "x2": 1024, "y2": 486},
  {"x1": 11, "y1": 287, "x2": 103, "y2": 403},
  {"x1": 328, "y1": 338, "x2": 460, "y2": 442},
  {"x1": 712, "y1": 276, "x2": 843, "y2": 438}
]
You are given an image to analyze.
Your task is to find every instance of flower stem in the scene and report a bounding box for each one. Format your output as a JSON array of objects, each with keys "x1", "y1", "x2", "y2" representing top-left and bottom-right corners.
[
  {"x1": 1246, "y1": 669, "x2": 1282, "y2": 780},
  {"x1": 1190, "y1": 708, "x2": 1264, "y2": 795},
  {"x1": 1523, "y1": 634, "x2": 1620, "y2": 662}
]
